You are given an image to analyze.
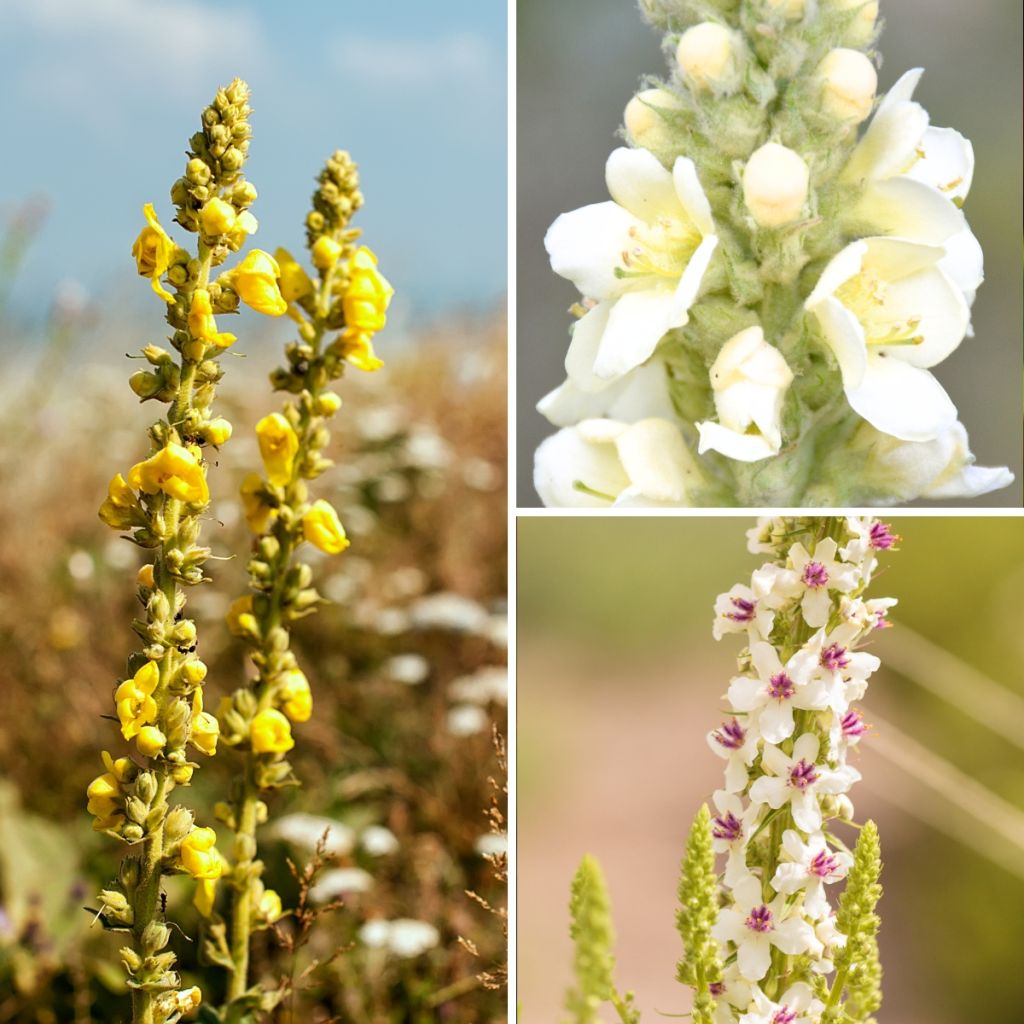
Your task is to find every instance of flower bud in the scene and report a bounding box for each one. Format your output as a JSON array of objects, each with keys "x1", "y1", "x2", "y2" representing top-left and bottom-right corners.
[
  {"x1": 137, "y1": 564, "x2": 155, "y2": 590},
  {"x1": 120, "y1": 947, "x2": 143, "y2": 973},
  {"x1": 817, "y1": 48, "x2": 877, "y2": 123},
  {"x1": 135, "y1": 771, "x2": 158, "y2": 804},
  {"x1": 200, "y1": 197, "x2": 237, "y2": 236},
  {"x1": 142, "y1": 921, "x2": 171, "y2": 955},
  {"x1": 129, "y1": 371, "x2": 163, "y2": 400},
  {"x1": 761, "y1": 0, "x2": 805, "y2": 18},
  {"x1": 311, "y1": 235, "x2": 343, "y2": 269},
  {"x1": 676, "y1": 23, "x2": 743, "y2": 95},
  {"x1": 123, "y1": 823, "x2": 144, "y2": 842},
  {"x1": 835, "y1": 0, "x2": 879, "y2": 47},
  {"x1": 315, "y1": 391, "x2": 342, "y2": 416},
  {"x1": 165, "y1": 805, "x2": 196, "y2": 843},
  {"x1": 623, "y1": 88, "x2": 684, "y2": 150},
  {"x1": 742, "y1": 142, "x2": 810, "y2": 228},
  {"x1": 136, "y1": 726, "x2": 167, "y2": 758},
  {"x1": 172, "y1": 763, "x2": 194, "y2": 785},
  {"x1": 203, "y1": 417, "x2": 233, "y2": 446}
]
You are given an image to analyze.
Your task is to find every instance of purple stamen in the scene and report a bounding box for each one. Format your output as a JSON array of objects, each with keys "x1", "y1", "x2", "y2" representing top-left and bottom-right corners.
[
  {"x1": 802, "y1": 561, "x2": 829, "y2": 588},
  {"x1": 726, "y1": 596, "x2": 757, "y2": 623},
  {"x1": 820, "y1": 643, "x2": 850, "y2": 672},
  {"x1": 873, "y1": 609, "x2": 892, "y2": 630},
  {"x1": 841, "y1": 709, "x2": 867, "y2": 738},
  {"x1": 810, "y1": 849, "x2": 841, "y2": 878},
  {"x1": 709, "y1": 981, "x2": 725, "y2": 996},
  {"x1": 745, "y1": 904, "x2": 773, "y2": 933},
  {"x1": 712, "y1": 811, "x2": 743, "y2": 842},
  {"x1": 788, "y1": 759, "x2": 819, "y2": 790},
  {"x1": 772, "y1": 1009, "x2": 797, "y2": 1024},
  {"x1": 768, "y1": 672, "x2": 795, "y2": 700},
  {"x1": 869, "y1": 521, "x2": 897, "y2": 550},
  {"x1": 712, "y1": 719, "x2": 746, "y2": 751}
]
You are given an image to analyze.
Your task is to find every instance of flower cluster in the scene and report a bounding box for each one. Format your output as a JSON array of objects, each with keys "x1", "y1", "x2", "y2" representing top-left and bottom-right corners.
[
  {"x1": 534, "y1": 0, "x2": 1012, "y2": 506},
  {"x1": 695, "y1": 516, "x2": 890, "y2": 1021},
  {"x1": 204, "y1": 150, "x2": 392, "y2": 1006}
]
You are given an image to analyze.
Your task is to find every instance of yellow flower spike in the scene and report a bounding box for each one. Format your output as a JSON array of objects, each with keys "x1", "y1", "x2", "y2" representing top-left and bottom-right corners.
[
  {"x1": 226, "y1": 595, "x2": 254, "y2": 637},
  {"x1": 199, "y1": 197, "x2": 238, "y2": 236},
  {"x1": 240, "y1": 472, "x2": 278, "y2": 533},
  {"x1": 115, "y1": 661, "x2": 161, "y2": 740},
  {"x1": 128, "y1": 443, "x2": 210, "y2": 505},
  {"x1": 188, "y1": 288, "x2": 237, "y2": 349},
  {"x1": 137, "y1": 564, "x2": 155, "y2": 589},
  {"x1": 137, "y1": 725, "x2": 167, "y2": 757},
  {"x1": 191, "y1": 689, "x2": 220, "y2": 756},
  {"x1": 205, "y1": 417, "x2": 233, "y2": 446},
  {"x1": 250, "y1": 708, "x2": 295, "y2": 754},
  {"x1": 274, "y1": 247, "x2": 314, "y2": 304},
  {"x1": 302, "y1": 499, "x2": 349, "y2": 555},
  {"x1": 278, "y1": 668, "x2": 312, "y2": 723},
  {"x1": 131, "y1": 203, "x2": 176, "y2": 303},
  {"x1": 256, "y1": 889, "x2": 283, "y2": 924},
  {"x1": 311, "y1": 234, "x2": 343, "y2": 270},
  {"x1": 343, "y1": 246, "x2": 393, "y2": 335},
  {"x1": 179, "y1": 826, "x2": 222, "y2": 880},
  {"x1": 255, "y1": 412, "x2": 299, "y2": 487},
  {"x1": 227, "y1": 249, "x2": 288, "y2": 316}
]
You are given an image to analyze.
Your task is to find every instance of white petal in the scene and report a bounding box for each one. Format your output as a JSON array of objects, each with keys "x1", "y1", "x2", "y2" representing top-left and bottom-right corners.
[
  {"x1": 873, "y1": 266, "x2": 968, "y2": 368},
  {"x1": 725, "y1": 756, "x2": 749, "y2": 793},
  {"x1": 670, "y1": 233, "x2": 718, "y2": 323},
  {"x1": 577, "y1": 417, "x2": 628, "y2": 444},
  {"x1": 615, "y1": 418, "x2": 697, "y2": 502},
  {"x1": 761, "y1": 743, "x2": 792, "y2": 777},
  {"x1": 802, "y1": 589, "x2": 831, "y2": 628},
  {"x1": 750, "y1": 641, "x2": 783, "y2": 680},
  {"x1": 811, "y1": 296, "x2": 868, "y2": 389},
  {"x1": 790, "y1": 791, "x2": 822, "y2": 833},
  {"x1": 805, "y1": 241, "x2": 867, "y2": 308},
  {"x1": 565, "y1": 302, "x2": 614, "y2": 390},
  {"x1": 728, "y1": 675, "x2": 765, "y2": 712},
  {"x1": 876, "y1": 68, "x2": 924, "y2": 114},
  {"x1": 925, "y1": 463, "x2": 1015, "y2": 500},
  {"x1": 545, "y1": 201, "x2": 637, "y2": 299},
  {"x1": 673, "y1": 156, "x2": 715, "y2": 236},
  {"x1": 749, "y1": 775, "x2": 788, "y2": 809},
  {"x1": 862, "y1": 236, "x2": 945, "y2": 281},
  {"x1": 533, "y1": 428, "x2": 628, "y2": 507},
  {"x1": 904, "y1": 126, "x2": 974, "y2": 204},
  {"x1": 771, "y1": 917, "x2": 815, "y2": 956},
  {"x1": 712, "y1": 908, "x2": 746, "y2": 945},
  {"x1": 759, "y1": 700, "x2": 795, "y2": 744},
  {"x1": 846, "y1": 89, "x2": 928, "y2": 183},
  {"x1": 697, "y1": 421, "x2": 780, "y2": 462},
  {"x1": 848, "y1": 356, "x2": 957, "y2": 442},
  {"x1": 855, "y1": 177, "x2": 964, "y2": 245},
  {"x1": 733, "y1": 875, "x2": 763, "y2": 908},
  {"x1": 594, "y1": 287, "x2": 677, "y2": 379},
  {"x1": 793, "y1": 733, "x2": 820, "y2": 763},
  {"x1": 737, "y1": 936, "x2": 772, "y2": 982},
  {"x1": 606, "y1": 146, "x2": 683, "y2": 223},
  {"x1": 940, "y1": 227, "x2": 984, "y2": 303}
]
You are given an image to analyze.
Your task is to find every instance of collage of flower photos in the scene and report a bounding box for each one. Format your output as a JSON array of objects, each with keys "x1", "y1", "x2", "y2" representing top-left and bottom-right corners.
[{"x1": 0, "y1": 2, "x2": 1021, "y2": 1024}]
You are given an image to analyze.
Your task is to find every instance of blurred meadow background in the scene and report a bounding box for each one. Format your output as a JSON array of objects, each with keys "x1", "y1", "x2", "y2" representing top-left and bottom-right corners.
[
  {"x1": 0, "y1": 1, "x2": 507, "y2": 1020},
  {"x1": 518, "y1": 516, "x2": 1024, "y2": 1024},
  {"x1": 516, "y1": 0, "x2": 1023, "y2": 506}
]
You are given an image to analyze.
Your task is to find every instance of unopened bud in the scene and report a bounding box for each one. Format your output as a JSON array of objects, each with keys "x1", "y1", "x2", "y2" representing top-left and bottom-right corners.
[
  {"x1": 203, "y1": 417, "x2": 233, "y2": 446},
  {"x1": 164, "y1": 805, "x2": 195, "y2": 843},
  {"x1": 742, "y1": 142, "x2": 810, "y2": 228},
  {"x1": 141, "y1": 920, "x2": 171, "y2": 954},
  {"x1": 761, "y1": 0, "x2": 805, "y2": 19},
  {"x1": 623, "y1": 88, "x2": 684, "y2": 149},
  {"x1": 835, "y1": 0, "x2": 879, "y2": 47},
  {"x1": 676, "y1": 23, "x2": 743, "y2": 94},
  {"x1": 818, "y1": 48, "x2": 877, "y2": 123},
  {"x1": 315, "y1": 391, "x2": 342, "y2": 416},
  {"x1": 129, "y1": 371, "x2": 163, "y2": 400}
]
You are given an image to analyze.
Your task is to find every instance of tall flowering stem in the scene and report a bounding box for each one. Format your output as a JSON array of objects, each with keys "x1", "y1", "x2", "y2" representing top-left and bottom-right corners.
[
  {"x1": 202, "y1": 152, "x2": 393, "y2": 1008},
  {"x1": 534, "y1": 0, "x2": 1012, "y2": 506},
  {"x1": 89, "y1": 80, "x2": 288, "y2": 1024},
  {"x1": 695, "y1": 515, "x2": 893, "y2": 1022}
]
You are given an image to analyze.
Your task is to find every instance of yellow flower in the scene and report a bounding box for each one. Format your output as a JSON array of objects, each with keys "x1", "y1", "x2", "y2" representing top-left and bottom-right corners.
[
  {"x1": 227, "y1": 250, "x2": 288, "y2": 316},
  {"x1": 274, "y1": 247, "x2": 314, "y2": 303},
  {"x1": 226, "y1": 594, "x2": 257, "y2": 637},
  {"x1": 115, "y1": 661, "x2": 160, "y2": 740},
  {"x1": 131, "y1": 203, "x2": 176, "y2": 303},
  {"x1": 98, "y1": 472, "x2": 140, "y2": 529},
  {"x1": 226, "y1": 210, "x2": 259, "y2": 250},
  {"x1": 194, "y1": 876, "x2": 218, "y2": 918},
  {"x1": 250, "y1": 708, "x2": 295, "y2": 754},
  {"x1": 188, "y1": 288, "x2": 237, "y2": 349},
  {"x1": 315, "y1": 391, "x2": 342, "y2": 416},
  {"x1": 191, "y1": 688, "x2": 220, "y2": 756},
  {"x1": 179, "y1": 826, "x2": 222, "y2": 880},
  {"x1": 256, "y1": 413, "x2": 299, "y2": 487},
  {"x1": 175, "y1": 987, "x2": 203, "y2": 1014},
  {"x1": 199, "y1": 197, "x2": 237, "y2": 236},
  {"x1": 279, "y1": 669, "x2": 312, "y2": 723},
  {"x1": 302, "y1": 499, "x2": 349, "y2": 555},
  {"x1": 311, "y1": 235, "x2": 343, "y2": 270},
  {"x1": 344, "y1": 247, "x2": 394, "y2": 334},
  {"x1": 334, "y1": 331, "x2": 384, "y2": 373},
  {"x1": 182, "y1": 659, "x2": 208, "y2": 686},
  {"x1": 240, "y1": 472, "x2": 278, "y2": 533},
  {"x1": 128, "y1": 443, "x2": 209, "y2": 505},
  {"x1": 204, "y1": 417, "x2": 233, "y2": 446},
  {"x1": 137, "y1": 563, "x2": 155, "y2": 589},
  {"x1": 257, "y1": 888, "x2": 283, "y2": 924},
  {"x1": 137, "y1": 725, "x2": 167, "y2": 757},
  {"x1": 86, "y1": 768, "x2": 124, "y2": 831}
]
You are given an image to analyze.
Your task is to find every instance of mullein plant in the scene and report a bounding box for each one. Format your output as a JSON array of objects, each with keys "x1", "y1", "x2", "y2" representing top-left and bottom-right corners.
[
  {"x1": 533, "y1": 0, "x2": 1013, "y2": 507},
  {"x1": 201, "y1": 152, "x2": 392, "y2": 1013},
  {"x1": 89, "y1": 80, "x2": 289, "y2": 1024},
  {"x1": 565, "y1": 516, "x2": 891, "y2": 1023}
]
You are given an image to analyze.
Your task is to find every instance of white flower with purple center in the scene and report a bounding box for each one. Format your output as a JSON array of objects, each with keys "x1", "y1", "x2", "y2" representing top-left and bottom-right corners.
[
  {"x1": 813, "y1": 910, "x2": 849, "y2": 974},
  {"x1": 709, "y1": 965, "x2": 753, "y2": 1024},
  {"x1": 840, "y1": 516, "x2": 899, "y2": 574},
  {"x1": 737, "y1": 982, "x2": 824, "y2": 1024},
  {"x1": 749, "y1": 733, "x2": 861, "y2": 833},
  {"x1": 712, "y1": 582, "x2": 775, "y2": 641},
  {"x1": 785, "y1": 539, "x2": 861, "y2": 628},
  {"x1": 839, "y1": 594, "x2": 898, "y2": 633},
  {"x1": 798, "y1": 623, "x2": 881, "y2": 706},
  {"x1": 727, "y1": 641, "x2": 833, "y2": 744},
  {"x1": 711, "y1": 789, "x2": 760, "y2": 886},
  {"x1": 711, "y1": 874, "x2": 820, "y2": 981},
  {"x1": 707, "y1": 716, "x2": 760, "y2": 793},
  {"x1": 828, "y1": 705, "x2": 870, "y2": 759},
  {"x1": 771, "y1": 830, "x2": 854, "y2": 918}
]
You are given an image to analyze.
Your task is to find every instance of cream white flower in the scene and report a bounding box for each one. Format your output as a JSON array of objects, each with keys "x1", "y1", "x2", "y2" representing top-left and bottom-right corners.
[
  {"x1": 758, "y1": 538, "x2": 859, "y2": 628},
  {"x1": 712, "y1": 582, "x2": 775, "y2": 642},
  {"x1": 849, "y1": 419, "x2": 1014, "y2": 502},
  {"x1": 545, "y1": 147, "x2": 718, "y2": 382},
  {"x1": 742, "y1": 143, "x2": 810, "y2": 228},
  {"x1": 738, "y1": 982, "x2": 824, "y2": 1024},
  {"x1": 696, "y1": 326, "x2": 793, "y2": 462},
  {"x1": 534, "y1": 417, "x2": 703, "y2": 508},
  {"x1": 771, "y1": 830, "x2": 853, "y2": 918},
  {"x1": 710, "y1": 790, "x2": 760, "y2": 886},
  {"x1": 707, "y1": 717, "x2": 760, "y2": 793},
  {"x1": 805, "y1": 236, "x2": 967, "y2": 441},
  {"x1": 711, "y1": 874, "x2": 820, "y2": 982}
]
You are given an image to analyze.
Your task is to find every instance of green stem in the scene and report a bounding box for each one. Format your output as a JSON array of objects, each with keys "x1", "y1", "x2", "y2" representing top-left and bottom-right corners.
[
  {"x1": 131, "y1": 774, "x2": 168, "y2": 1024},
  {"x1": 228, "y1": 772, "x2": 259, "y2": 1001}
]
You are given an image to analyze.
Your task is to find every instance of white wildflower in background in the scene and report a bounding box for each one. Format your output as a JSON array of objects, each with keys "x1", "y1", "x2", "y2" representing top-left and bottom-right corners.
[
  {"x1": 309, "y1": 867, "x2": 374, "y2": 902},
  {"x1": 360, "y1": 825, "x2": 399, "y2": 857},
  {"x1": 535, "y1": 1, "x2": 1012, "y2": 505},
  {"x1": 271, "y1": 813, "x2": 355, "y2": 856},
  {"x1": 358, "y1": 918, "x2": 440, "y2": 958}
]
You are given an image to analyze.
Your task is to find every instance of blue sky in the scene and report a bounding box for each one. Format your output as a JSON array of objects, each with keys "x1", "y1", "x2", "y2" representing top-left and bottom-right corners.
[{"x1": 0, "y1": 0, "x2": 507, "y2": 328}]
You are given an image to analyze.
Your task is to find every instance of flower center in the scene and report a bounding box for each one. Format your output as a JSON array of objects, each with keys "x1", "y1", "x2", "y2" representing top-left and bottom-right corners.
[
  {"x1": 726, "y1": 596, "x2": 757, "y2": 622},
  {"x1": 620, "y1": 215, "x2": 700, "y2": 281},
  {"x1": 788, "y1": 759, "x2": 819, "y2": 790},
  {"x1": 841, "y1": 709, "x2": 867, "y2": 737},
  {"x1": 869, "y1": 521, "x2": 897, "y2": 549},
  {"x1": 810, "y1": 849, "x2": 841, "y2": 878},
  {"x1": 712, "y1": 719, "x2": 746, "y2": 751},
  {"x1": 744, "y1": 905, "x2": 773, "y2": 933},
  {"x1": 709, "y1": 981, "x2": 725, "y2": 997},
  {"x1": 802, "y1": 561, "x2": 829, "y2": 588},
  {"x1": 772, "y1": 1009, "x2": 798, "y2": 1024},
  {"x1": 767, "y1": 672, "x2": 795, "y2": 700},
  {"x1": 712, "y1": 811, "x2": 743, "y2": 842},
  {"x1": 820, "y1": 643, "x2": 850, "y2": 671},
  {"x1": 835, "y1": 271, "x2": 924, "y2": 348}
]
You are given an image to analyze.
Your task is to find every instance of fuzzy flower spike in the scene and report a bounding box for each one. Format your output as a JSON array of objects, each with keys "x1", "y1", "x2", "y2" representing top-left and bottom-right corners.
[{"x1": 535, "y1": 0, "x2": 1012, "y2": 506}]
